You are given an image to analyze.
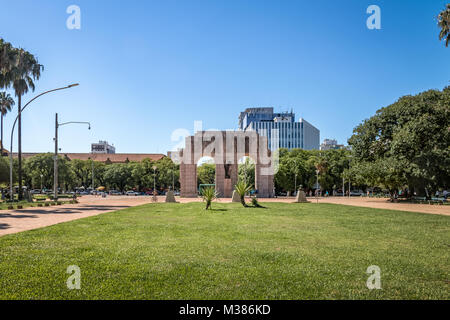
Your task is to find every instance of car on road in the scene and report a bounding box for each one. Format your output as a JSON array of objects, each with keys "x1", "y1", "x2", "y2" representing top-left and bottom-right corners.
[
  {"x1": 126, "y1": 191, "x2": 139, "y2": 196},
  {"x1": 109, "y1": 190, "x2": 122, "y2": 195}
]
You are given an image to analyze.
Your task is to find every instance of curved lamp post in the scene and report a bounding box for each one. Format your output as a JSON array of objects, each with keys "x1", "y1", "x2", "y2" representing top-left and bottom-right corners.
[
  {"x1": 9, "y1": 84, "x2": 79, "y2": 201},
  {"x1": 54, "y1": 114, "x2": 91, "y2": 200}
]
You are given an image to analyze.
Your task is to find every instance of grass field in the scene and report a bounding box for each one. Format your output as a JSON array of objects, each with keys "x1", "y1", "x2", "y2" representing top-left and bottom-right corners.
[{"x1": 0, "y1": 202, "x2": 448, "y2": 300}]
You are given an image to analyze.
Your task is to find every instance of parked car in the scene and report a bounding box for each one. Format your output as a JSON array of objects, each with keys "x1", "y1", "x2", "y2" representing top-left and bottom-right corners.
[
  {"x1": 126, "y1": 191, "x2": 139, "y2": 196},
  {"x1": 109, "y1": 190, "x2": 122, "y2": 195},
  {"x1": 350, "y1": 190, "x2": 364, "y2": 196}
]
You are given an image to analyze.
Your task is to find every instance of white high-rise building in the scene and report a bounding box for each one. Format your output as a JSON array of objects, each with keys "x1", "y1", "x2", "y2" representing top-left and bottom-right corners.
[{"x1": 239, "y1": 108, "x2": 320, "y2": 151}]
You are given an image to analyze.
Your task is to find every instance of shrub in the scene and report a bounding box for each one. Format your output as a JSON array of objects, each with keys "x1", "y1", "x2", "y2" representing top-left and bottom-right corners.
[
  {"x1": 201, "y1": 187, "x2": 218, "y2": 210},
  {"x1": 251, "y1": 196, "x2": 264, "y2": 208},
  {"x1": 234, "y1": 181, "x2": 252, "y2": 207}
]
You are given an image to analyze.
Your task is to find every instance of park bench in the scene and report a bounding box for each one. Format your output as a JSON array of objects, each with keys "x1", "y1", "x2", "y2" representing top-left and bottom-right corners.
[
  {"x1": 431, "y1": 197, "x2": 448, "y2": 205},
  {"x1": 412, "y1": 196, "x2": 448, "y2": 205}
]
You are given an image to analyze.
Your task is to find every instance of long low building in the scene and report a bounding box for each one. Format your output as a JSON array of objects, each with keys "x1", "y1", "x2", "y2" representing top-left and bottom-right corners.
[{"x1": 11, "y1": 153, "x2": 166, "y2": 164}]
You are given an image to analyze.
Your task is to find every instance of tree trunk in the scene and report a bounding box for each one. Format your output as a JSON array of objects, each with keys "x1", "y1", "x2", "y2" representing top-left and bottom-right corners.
[
  {"x1": 18, "y1": 95, "x2": 23, "y2": 200},
  {"x1": 1, "y1": 115, "x2": 3, "y2": 156},
  {"x1": 240, "y1": 196, "x2": 247, "y2": 207}
]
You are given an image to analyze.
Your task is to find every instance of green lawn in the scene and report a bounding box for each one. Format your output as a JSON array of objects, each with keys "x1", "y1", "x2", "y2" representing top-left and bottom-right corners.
[{"x1": 0, "y1": 202, "x2": 448, "y2": 300}]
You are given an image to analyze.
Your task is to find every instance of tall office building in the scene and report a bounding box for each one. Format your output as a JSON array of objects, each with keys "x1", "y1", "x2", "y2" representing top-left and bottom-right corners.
[{"x1": 238, "y1": 107, "x2": 320, "y2": 151}]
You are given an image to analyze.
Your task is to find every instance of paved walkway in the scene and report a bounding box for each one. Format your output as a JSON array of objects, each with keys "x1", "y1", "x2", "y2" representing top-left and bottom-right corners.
[
  {"x1": 1, "y1": 195, "x2": 448, "y2": 237},
  {"x1": 0, "y1": 196, "x2": 151, "y2": 237},
  {"x1": 178, "y1": 196, "x2": 450, "y2": 216}
]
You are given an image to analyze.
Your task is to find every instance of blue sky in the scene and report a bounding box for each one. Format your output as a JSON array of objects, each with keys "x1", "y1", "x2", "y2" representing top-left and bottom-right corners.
[{"x1": 0, "y1": 0, "x2": 448, "y2": 154}]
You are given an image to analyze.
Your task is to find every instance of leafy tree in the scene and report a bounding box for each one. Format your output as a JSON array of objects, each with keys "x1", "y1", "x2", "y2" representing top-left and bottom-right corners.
[
  {"x1": 348, "y1": 87, "x2": 450, "y2": 196},
  {"x1": 23, "y1": 153, "x2": 72, "y2": 190},
  {"x1": 70, "y1": 159, "x2": 91, "y2": 188},
  {"x1": 0, "y1": 91, "x2": 14, "y2": 155},
  {"x1": 197, "y1": 163, "x2": 215, "y2": 186},
  {"x1": 238, "y1": 157, "x2": 255, "y2": 188},
  {"x1": 438, "y1": 4, "x2": 450, "y2": 47},
  {"x1": 103, "y1": 163, "x2": 133, "y2": 192},
  {"x1": 0, "y1": 156, "x2": 9, "y2": 185},
  {"x1": 154, "y1": 157, "x2": 179, "y2": 190}
]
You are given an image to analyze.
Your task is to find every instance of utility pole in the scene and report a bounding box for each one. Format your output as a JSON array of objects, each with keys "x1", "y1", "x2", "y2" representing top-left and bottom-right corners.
[
  {"x1": 92, "y1": 159, "x2": 94, "y2": 189},
  {"x1": 54, "y1": 113, "x2": 91, "y2": 201},
  {"x1": 54, "y1": 113, "x2": 58, "y2": 201},
  {"x1": 316, "y1": 169, "x2": 319, "y2": 204},
  {"x1": 343, "y1": 177, "x2": 345, "y2": 197},
  {"x1": 294, "y1": 159, "x2": 297, "y2": 196},
  {"x1": 172, "y1": 169, "x2": 174, "y2": 191},
  {"x1": 349, "y1": 180, "x2": 351, "y2": 198},
  {"x1": 8, "y1": 84, "x2": 79, "y2": 202}
]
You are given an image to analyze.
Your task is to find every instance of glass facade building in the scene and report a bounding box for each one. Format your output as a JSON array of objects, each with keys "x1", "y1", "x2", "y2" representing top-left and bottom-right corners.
[{"x1": 238, "y1": 108, "x2": 320, "y2": 151}]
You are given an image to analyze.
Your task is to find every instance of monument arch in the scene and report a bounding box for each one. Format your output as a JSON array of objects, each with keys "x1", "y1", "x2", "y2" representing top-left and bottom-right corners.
[{"x1": 172, "y1": 131, "x2": 275, "y2": 198}]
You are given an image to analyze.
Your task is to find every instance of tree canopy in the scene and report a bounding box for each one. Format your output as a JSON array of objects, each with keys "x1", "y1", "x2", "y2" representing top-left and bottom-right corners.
[{"x1": 348, "y1": 87, "x2": 450, "y2": 195}]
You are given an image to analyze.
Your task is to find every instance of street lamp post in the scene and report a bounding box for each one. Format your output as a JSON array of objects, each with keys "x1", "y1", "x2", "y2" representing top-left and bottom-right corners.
[
  {"x1": 316, "y1": 169, "x2": 319, "y2": 204},
  {"x1": 171, "y1": 168, "x2": 175, "y2": 191},
  {"x1": 152, "y1": 166, "x2": 157, "y2": 202},
  {"x1": 40, "y1": 174, "x2": 43, "y2": 191},
  {"x1": 349, "y1": 180, "x2": 351, "y2": 198},
  {"x1": 8, "y1": 84, "x2": 79, "y2": 202},
  {"x1": 54, "y1": 113, "x2": 91, "y2": 200},
  {"x1": 91, "y1": 158, "x2": 94, "y2": 190},
  {"x1": 294, "y1": 159, "x2": 298, "y2": 196}
]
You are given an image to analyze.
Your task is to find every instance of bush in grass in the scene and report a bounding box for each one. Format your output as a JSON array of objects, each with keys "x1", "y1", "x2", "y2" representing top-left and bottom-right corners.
[
  {"x1": 17, "y1": 205, "x2": 23, "y2": 209},
  {"x1": 251, "y1": 196, "x2": 264, "y2": 208},
  {"x1": 234, "y1": 181, "x2": 252, "y2": 207},
  {"x1": 7, "y1": 205, "x2": 13, "y2": 210},
  {"x1": 37, "y1": 203, "x2": 43, "y2": 207},
  {"x1": 44, "y1": 203, "x2": 50, "y2": 207},
  {"x1": 200, "y1": 187, "x2": 218, "y2": 210}
]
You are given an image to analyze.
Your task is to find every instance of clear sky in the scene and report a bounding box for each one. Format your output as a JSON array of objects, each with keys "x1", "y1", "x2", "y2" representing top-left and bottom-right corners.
[{"x1": 0, "y1": 0, "x2": 448, "y2": 154}]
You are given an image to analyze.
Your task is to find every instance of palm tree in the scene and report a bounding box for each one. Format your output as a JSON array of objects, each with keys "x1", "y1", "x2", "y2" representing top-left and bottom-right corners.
[
  {"x1": 234, "y1": 181, "x2": 252, "y2": 207},
  {"x1": 201, "y1": 186, "x2": 218, "y2": 210},
  {"x1": 438, "y1": 4, "x2": 450, "y2": 47},
  {"x1": 0, "y1": 46, "x2": 43, "y2": 200},
  {"x1": 0, "y1": 92, "x2": 14, "y2": 155}
]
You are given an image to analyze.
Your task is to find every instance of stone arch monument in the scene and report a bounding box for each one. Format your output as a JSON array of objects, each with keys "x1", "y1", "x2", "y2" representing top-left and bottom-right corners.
[{"x1": 171, "y1": 131, "x2": 275, "y2": 198}]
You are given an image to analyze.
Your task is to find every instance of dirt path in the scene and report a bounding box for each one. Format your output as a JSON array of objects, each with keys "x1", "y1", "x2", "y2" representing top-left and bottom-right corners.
[{"x1": 0, "y1": 196, "x2": 151, "y2": 237}]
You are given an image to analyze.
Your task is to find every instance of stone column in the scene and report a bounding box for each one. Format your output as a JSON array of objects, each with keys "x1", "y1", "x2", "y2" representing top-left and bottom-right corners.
[{"x1": 180, "y1": 163, "x2": 197, "y2": 197}]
